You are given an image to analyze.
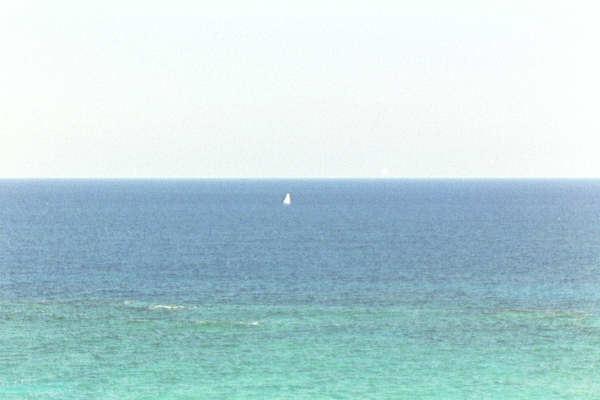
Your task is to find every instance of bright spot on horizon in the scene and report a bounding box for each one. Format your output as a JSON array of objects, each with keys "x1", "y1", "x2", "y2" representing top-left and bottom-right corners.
[{"x1": 380, "y1": 168, "x2": 390, "y2": 177}]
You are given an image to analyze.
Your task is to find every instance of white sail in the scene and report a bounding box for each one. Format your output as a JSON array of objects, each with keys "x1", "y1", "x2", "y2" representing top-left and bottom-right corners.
[{"x1": 282, "y1": 192, "x2": 292, "y2": 205}]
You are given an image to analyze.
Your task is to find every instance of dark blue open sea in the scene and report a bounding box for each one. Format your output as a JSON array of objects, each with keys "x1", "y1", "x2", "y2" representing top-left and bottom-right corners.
[{"x1": 2, "y1": 179, "x2": 600, "y2": 399}]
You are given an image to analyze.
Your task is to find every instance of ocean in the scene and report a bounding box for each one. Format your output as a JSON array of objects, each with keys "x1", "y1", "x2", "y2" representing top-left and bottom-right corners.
[{"x1": 1, "y1": 179, "x2": 600, "y2": 399}]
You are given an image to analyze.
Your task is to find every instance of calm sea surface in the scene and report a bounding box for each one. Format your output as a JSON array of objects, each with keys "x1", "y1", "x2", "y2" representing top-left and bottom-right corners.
[{"x1": 1, "y1": 179, "x2": 600, "y2": 399}]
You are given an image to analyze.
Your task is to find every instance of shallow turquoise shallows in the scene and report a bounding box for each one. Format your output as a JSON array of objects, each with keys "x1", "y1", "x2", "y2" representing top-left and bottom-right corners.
[{"x1": 2, "y1": 179, "x2": 600, "y2": 399}]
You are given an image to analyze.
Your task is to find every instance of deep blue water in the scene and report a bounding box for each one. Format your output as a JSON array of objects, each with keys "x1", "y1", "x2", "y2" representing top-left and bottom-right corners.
[{"x1": 2, "y1": 179, "x2": 600, "y2": 398}]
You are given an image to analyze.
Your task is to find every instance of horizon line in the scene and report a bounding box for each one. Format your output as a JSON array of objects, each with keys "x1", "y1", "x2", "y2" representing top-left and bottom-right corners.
[{"x1": 1, "y1": 176, "x2": 599, "y2": 180}]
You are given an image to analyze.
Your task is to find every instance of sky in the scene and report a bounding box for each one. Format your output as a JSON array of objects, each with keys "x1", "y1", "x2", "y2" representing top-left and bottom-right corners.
[{"x1": 1, "y1": 1, "x2": 599, "y2": 178}]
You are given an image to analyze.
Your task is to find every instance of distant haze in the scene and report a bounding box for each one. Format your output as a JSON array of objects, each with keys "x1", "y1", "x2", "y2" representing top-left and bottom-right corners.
[{"x1": 2, "y1": 1, "x2": 599, "y2": 178}]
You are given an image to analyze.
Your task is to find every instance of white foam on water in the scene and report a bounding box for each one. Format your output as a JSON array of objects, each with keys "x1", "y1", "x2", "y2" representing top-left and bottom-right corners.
[{"x1": 149, "y1": 304, "x2": 185, "y2": 310}]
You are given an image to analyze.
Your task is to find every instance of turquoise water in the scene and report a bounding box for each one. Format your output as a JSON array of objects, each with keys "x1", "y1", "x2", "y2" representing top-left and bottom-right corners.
[{"x1": 1, "y1": 179, "x2": 600, "y2": 398}]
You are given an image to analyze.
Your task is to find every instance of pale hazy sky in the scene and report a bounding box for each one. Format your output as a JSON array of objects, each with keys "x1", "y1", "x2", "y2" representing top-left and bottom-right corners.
[{"x1": 2, "y1": 1, "x2": 599, "y2": 178}]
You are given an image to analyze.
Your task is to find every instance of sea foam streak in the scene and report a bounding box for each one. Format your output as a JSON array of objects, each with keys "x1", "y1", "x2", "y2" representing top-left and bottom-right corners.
[{"x1": 149, "y1": 304, "x2": 186, "y2": 310}]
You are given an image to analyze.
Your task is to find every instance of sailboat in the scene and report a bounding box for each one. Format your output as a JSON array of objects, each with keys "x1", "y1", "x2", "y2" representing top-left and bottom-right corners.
[{"x1": 282, "y1": 192, "x2": 292, "y2": 205}]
